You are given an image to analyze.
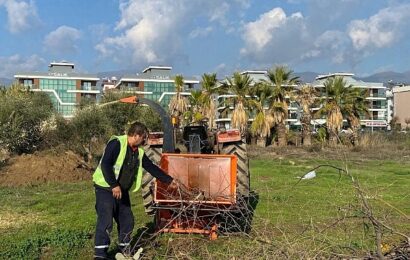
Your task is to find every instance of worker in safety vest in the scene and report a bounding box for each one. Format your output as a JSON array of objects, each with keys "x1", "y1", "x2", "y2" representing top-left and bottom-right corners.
[{"x1": 92, "y1": 121, "x2": 177, "y2": 259}]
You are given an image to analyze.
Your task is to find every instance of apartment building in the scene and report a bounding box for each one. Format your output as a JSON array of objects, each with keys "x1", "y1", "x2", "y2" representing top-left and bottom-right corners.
[
  {"x1": 14, "y1": 61, "x2": 100, "y2": 118},
  {"x1": 216, "y1": 70, "x2": 300, "y2": 129},
  {"x1": 392, "y1": 85, "x2": 410, "y2": 129},
  {"x1": 311, "y1": 73, "x2": 387, "y2": 130},
  {"x1": 216, "y1": 71, "x2": 387, "y2": 131},
  {"x1": 216, "y1": 71, "x2": 267, "y2": 129},
  {"x1": 115, "y1": 66, "x2": 199, "y2": 108}
]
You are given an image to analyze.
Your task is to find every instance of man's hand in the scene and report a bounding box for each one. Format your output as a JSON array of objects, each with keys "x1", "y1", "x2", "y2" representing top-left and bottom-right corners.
[
  {"x1": 168, "y1": 179, "x2": 179, "y2": 190},
  {"x1": 168, "y1": 179, "x2": 190, "y2": 193},
  {"x1": 112, "y1": 186, "x2": 122, "y2": 199}
]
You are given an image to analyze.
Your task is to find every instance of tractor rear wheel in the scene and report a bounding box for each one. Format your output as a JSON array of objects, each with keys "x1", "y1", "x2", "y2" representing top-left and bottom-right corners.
[
  {"x1": 141, "y1": 146, "x2": 162, "y2": 215},
  {"x1": 222, "y1": 141, "x2": 250, "y2": 197}
]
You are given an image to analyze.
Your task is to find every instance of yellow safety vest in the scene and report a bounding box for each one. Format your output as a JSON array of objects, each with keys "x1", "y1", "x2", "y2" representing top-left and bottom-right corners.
[{"x1": 92, "y1": 135, "x2": 144, "y2": 192}]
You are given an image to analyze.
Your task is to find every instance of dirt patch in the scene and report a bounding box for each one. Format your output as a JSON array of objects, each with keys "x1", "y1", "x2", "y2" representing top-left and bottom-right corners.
[
  {"x1": 0, "y1": 210, "x2": 47, "y2": 229},
  {"x1": 0, "y1": 150, "x2": 92, "y2": 187}
]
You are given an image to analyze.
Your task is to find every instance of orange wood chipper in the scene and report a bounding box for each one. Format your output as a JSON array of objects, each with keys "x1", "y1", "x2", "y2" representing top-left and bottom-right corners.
[{"x1": 119, "y1": 96, "x2": 251, "y2": 239}]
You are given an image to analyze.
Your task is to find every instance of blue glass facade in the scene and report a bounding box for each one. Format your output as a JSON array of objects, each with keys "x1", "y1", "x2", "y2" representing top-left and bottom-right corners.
[
  {"x1": 39, "y1": 79, "x2": 76, "y2": 116},
  {"x1": 144, "y1": 82, "x2": 175, "y2": 107}
]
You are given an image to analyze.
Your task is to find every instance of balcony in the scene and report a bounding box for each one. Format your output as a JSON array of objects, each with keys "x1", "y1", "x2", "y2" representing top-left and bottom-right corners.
[
  {"x1": 81, "y1": 85, "x2": 98, "y2": 91},
  {"x1": 67, "y1": 85, "x2": 100, "y2": 94},
  {"x1": 369, "y1": 105, "x2": 386, "y2": 109},
  {"x1": 366, "y1": 93, "x2": 386, "y2": 100},
  {"x1": 369, "y1": 92, "x2": 385, "y2": 97}
]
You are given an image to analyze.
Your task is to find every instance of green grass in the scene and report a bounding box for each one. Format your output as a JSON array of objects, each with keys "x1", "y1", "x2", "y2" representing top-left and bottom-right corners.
[{"x1": 1, "y1": 157, "x2": 409, "y2": 259}]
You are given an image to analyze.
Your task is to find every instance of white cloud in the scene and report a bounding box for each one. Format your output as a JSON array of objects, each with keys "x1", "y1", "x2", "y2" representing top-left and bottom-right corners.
[
  {"x1": 213, "y1": 63, "x2": 238, "y2": 79},
  {"x1": 44, "y1": 26, "x2": 82, "y2": 54},
  {"x1": 88, "y1": 23, "x2": 111, "y2": 41},
  {"x1": 0, "y1": 54, "x2": 46, "y2": 78},
  {"x1": 239, "y1": 2, "x2": 410, "y2": 70},
  {"x1": 214, "y1": 63, "x2": 228, "y2": 77},
  {"x1": 241, "y1": 8, "x2": 288, "y2": 51},
  {"x1": 348, "y1": 4, "x2": 410, "y2": 50},
  {"x1": 240, "y1": 7, "x2": 308, "y2": 65},
  {"x1": 189, "y1": 26, "x2": 213, "y2": 39},
  {"x1": 208, "y1": 2, "x2": 229, "y2": 25},
  {"x1": 305, "y1": 30, "x2": 350, "y2": 64},
  {"x1": 96, "y1": 0, "x2": 250, "y2": 67},
  {"x1": 0, "y1": 0, "x2": 40, "y2": 33}
]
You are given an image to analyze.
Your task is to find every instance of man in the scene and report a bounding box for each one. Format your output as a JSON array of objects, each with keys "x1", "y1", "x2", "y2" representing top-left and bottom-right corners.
[{"x1": 92, "y1": 122, "x2": 177, "y2": 259}]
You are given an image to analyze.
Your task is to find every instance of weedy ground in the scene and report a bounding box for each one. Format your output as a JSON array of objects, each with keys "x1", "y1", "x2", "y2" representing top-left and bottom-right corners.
[{"x1": 0, "y1": 146, "x2": 409, "y2": 259}]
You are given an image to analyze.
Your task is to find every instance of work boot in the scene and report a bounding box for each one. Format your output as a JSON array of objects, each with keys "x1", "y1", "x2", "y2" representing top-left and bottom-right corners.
[{"x1": 94, "y1": 248, "x2": 109, "y2": 259}]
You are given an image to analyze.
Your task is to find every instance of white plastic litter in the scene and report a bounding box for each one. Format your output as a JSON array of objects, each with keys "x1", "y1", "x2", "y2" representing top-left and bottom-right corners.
[
  {"x1": 300, "y1": 170, "x2": 316, "y2": 180},
  {"x1": 133, "y1": 248, "x2": 143, "y2": 260},
  {"x1": 115, "y1": 247, "x2": 143, "y2": 260}
]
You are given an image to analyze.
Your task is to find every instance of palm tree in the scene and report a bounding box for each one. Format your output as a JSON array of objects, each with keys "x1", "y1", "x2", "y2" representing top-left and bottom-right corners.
[
  {"x1": 220, "y1": 72, "x2": 254, "y2": 135},
  {"x1": 184, "y1": 90, "x2": 204, "y2": 124},
  {"x1": 405, "y1": 118, "x2": 410, "y2": 130},
  {"x1": 317, "y1": 76, "x2": 352, "y2": 146},
  {"x1": 250, "y1": 83, "x2": 274, "y2": 147},
  {"x1": 344, "y1": 88, "x2": 369, "y2": 146},
  {"x1": 200, "y1": 73, "x2": 218, "y2": 129},
  {"x1": 263, "y1": 66, "x2": 299, "y2": 146},
  {"x1": 169, "y1": 74, "x2": 188, "y2": 125},
  {"x1": 296, "y1": 85, "x2": 318, "y2": 146}
]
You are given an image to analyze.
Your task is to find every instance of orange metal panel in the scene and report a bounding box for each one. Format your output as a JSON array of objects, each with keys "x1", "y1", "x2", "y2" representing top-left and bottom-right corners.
[
  {"x1": 217, "y1": 129, "x2": 241, "y2": 143},
  {"x1": 155, "y1": 153, "x2": 237, "y2": 205},
  {"x1": 155, "y1": 209, "x2": 218, "y2": 240},
  {"x1": 147, "y1": 132, "x2": 164, "y2": 146},
  {"x1": 119, "y1": 96, "x2": 137, "y2": 103}
]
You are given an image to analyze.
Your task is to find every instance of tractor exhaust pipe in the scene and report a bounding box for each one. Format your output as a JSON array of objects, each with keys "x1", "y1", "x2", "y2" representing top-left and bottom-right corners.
[{"x1": 119, "y1": 96, "x2": 175, "y2": 153}]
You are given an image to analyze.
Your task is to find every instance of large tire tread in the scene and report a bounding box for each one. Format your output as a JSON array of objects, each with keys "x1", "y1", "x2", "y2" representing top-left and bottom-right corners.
[
  {"x1": 222, "y1": 141, "x2": 250, "y2": 197},
  {"x1": 141, "y1": 146, "x2": 162, "y2": 215}
]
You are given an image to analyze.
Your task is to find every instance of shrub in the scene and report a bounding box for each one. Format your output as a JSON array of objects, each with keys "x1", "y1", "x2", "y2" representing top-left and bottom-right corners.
[
  {"x1": 69, "y1": 105, "x2": 112, "y2": 162},
  {"x1": 316, "y1": 127, "x2": 327, "y2": 144},
  {"x1": 100, "y1": 92, "x2": 162, "y2": 133},
  {"x1": 40, "y1": 114, "x2": 75, "y2": 149},
  {"x1": 287, "y1": 130, "x2": 301, "y2": 146},
  {"x1": 0, "y1": 84, "x2": 54, "y2": 154}
]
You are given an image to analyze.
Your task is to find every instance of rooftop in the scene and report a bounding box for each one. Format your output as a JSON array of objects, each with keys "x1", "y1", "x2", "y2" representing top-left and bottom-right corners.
[
  {"x1": 142, "y1": 66, "x2": 172, "y2": 73},
  {"x1": 14, "y1": 61, "x2": 99, "y2": 80},
  {"x1": 241, "y1": 70, "x2": 267, "y2": 75},
  {"x1": 315, "y1": 73, "x2": 354, "y2": 80}
]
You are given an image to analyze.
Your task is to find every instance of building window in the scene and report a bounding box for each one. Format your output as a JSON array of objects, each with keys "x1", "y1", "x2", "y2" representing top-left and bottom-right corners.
[
  {"x1": 23, "y1": 79, "x2": 33, "y2": 87},
  {"x1": 82, "y1": 81, "x2": 92, "y2": 90},
  {"x1": 39, "y1": 78, "x2": 76, "y2": 116}
]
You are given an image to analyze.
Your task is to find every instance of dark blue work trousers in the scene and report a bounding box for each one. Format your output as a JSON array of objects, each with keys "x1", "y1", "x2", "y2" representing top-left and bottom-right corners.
[{"x1": 94, "y1": 187, "x2": 134, "y2": 258}]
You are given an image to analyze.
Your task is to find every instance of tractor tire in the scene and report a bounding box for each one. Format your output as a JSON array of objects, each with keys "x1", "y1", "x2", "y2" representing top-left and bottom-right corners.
[
  {"x1": 141, "y1": 146, "x2": 162, "y2": 216},
  {"x1": 222, "y1": 141, "x2": 250, "y2": 197}
]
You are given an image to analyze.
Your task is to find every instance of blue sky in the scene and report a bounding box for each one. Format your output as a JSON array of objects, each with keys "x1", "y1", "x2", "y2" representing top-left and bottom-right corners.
[{"x1": 1, "y1": 0, "x2": 410, "y2": 79}]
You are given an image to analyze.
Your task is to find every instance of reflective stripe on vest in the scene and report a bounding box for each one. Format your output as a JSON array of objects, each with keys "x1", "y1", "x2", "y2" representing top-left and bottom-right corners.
[{"x1": 92, "y1": 135, "x2": 144, "y2": 192}]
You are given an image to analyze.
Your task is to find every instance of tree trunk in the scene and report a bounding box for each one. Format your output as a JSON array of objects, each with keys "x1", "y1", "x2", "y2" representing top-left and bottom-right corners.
[
  {"x1": 256, "y1": 136, "x2": 266, "y2": 147},
  {"x1": 328, "y1": 130, "x2": 338, "y2": 146},
  {"x1": 348, "y1": 116, "x2": 360, "y2": 146},
  {"x1": 250, "y1": 136, "x2": 257, "y2": 145},
  {"x1": 303, "y1": 131, "x2": 312, "y2": 146},
  {"x1": 277, "y1": 123, "x2": 287, "y2": 147},
  {"x1": 351, "y1": 126, "x2": 359, "y2": 146},
  {"x1": 301, "y1": 115, "x2": 312, "y2": 146}
]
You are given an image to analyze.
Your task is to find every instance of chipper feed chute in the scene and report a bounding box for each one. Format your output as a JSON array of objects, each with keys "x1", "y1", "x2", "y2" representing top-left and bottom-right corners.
[{"x1": 153, "y1": 153, "x2": 237, "y2": 240}]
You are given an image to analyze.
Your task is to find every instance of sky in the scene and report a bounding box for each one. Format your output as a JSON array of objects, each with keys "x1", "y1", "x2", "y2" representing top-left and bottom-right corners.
[{"x1": 1, "y1": 0, "x2": 410, "y2": 79}]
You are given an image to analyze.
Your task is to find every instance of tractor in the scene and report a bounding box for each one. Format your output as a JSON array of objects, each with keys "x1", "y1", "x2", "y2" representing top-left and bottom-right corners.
[{"x1": 119, "y1": 96, "x2": 251, "y2": 239}]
